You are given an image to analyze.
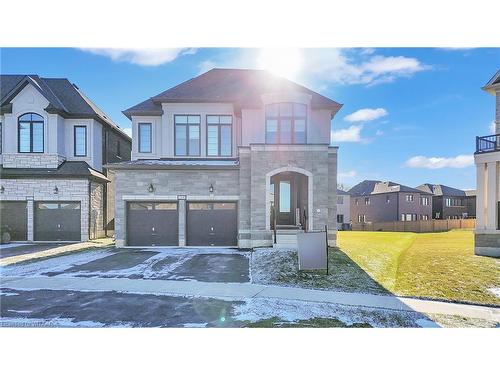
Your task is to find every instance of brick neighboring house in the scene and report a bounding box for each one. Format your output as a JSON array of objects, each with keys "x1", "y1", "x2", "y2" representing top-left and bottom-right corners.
[
  {"x1": 349, "y1": 180, "x2": 433, "y2": 223},
  {"x1": 106, "y1": 68, "x2": 341, "y2": 248},
  {"x1": 336, "y1": 189, "x2": 351, "y2": 229},
  {"x1": 416, "y1": 184, "x2": 475, "y2": 219},
  {"x1": 0, "y1": 75, "x2": 131, "y2": 242}
]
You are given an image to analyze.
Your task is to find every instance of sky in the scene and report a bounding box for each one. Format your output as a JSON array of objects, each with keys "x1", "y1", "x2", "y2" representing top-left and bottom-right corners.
[{"x1": 1, "y1": 47, "x2": 499, "y2": 190}]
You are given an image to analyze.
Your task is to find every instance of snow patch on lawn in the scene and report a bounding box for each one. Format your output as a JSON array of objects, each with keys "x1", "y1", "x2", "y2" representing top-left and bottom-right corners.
[
  {"x1": 488, "y1": 288, "x2": 500, "y2": 298},
  {"x1": 416, "y1": 318, "x2": 441, "y2": 328},
  {"x1": 233, "y1": 297, "x2": 427, "y2": 328},
  {"x1": 183, "y1": 323, "x2": 208, "y2": 328}
]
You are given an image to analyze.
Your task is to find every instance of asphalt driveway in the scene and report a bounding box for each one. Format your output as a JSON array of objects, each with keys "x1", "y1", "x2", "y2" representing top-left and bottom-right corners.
[
  {"x1": 0, "y1": 243, "x2": 69, "y2": 259},
  {"x1": 2, "y1": 247, "x2": 251, "y2": 283}
]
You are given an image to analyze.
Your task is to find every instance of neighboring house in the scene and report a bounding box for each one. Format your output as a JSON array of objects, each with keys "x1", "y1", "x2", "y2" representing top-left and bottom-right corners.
[
  {"x1": 464, "y1": 190, "x2": 476, "y2": 218},
  {"x1": 474, "y1": 69, "x2": 500, "y2": 257},
  {"x1": 349, "y1": 180, "x2": 433, "y2": 223},
  {"x1": 0, "y1": 75, "x2": 131, "y2": 242},
  {"x1": 107, "y1": 68, "x2": 341, "y2": 248},
  {"x1": 416, "y1": 184, "x2": 475, "y2": 219},
  {"x1": 336, "y1": 189, "x2": 351, "y2": 229}
]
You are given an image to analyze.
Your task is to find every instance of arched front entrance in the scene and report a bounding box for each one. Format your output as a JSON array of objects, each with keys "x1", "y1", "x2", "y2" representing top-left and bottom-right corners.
[{"x1": 265, "y1": 167, "x2": 313, "y2": 231}]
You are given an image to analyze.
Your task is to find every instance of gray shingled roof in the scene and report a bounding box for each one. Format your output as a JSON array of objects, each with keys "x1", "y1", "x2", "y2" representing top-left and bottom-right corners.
[
  {"x1": 0, "y1": 161, "x2": 110, "y2": 183},
  {"x1": 123, "y1": 68, "x2": 342, "y2": 119},
  {"x1": 416, "y1": 183, "x2": 466, "y2": 197},
  {"x1": 348, "y1": 180, "x2": 424, "y2": 196},
  {"x1": 482, "y1": 69, "x2": 500, "y2": 95},
  {"x1": 0, "y1": 74, "x2": 130, "y2": 141},
  {"x1": 337, "y1": 189, "x2": 350, "y2": 195},
  {"x1": 105, "y1": 158, "x2": 239, "y2": 170}
]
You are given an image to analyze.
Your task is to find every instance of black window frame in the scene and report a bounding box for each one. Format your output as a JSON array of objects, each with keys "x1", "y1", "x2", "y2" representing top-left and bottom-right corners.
[
  {"x1": 18, "y1": 113, "x2": 44, "y2": 153},
  {"x1": 174, "y1": 115, "x2": 201, "y2": 156},
  {"x1": 265, "y1": 102, "x2": 307, "y2": 144},
  {"x1": 138, "y1": 123, "x2": 152, "y2": 153},
  {"x1": 73, "y1": 125, "x2": 87, "y2": 157},
  {"x1": 206, "y1": 115, "x2": 233, "y2": 157}
]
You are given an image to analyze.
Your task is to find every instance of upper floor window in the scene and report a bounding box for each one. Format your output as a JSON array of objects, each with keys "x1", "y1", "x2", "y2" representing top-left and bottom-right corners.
[
  {"x1": 207, "y1": 115, "x2": 232, "y2": 156},
  {"x1": 337, "y1": 196, "x2": 344, "y2": 204},
  {"x1": 74, "y1": 126, "x2": 87, "y2": 157},
  {"x1": 421, "y1": 196, "x2": 430, "y2": 206},
  {"x1": 265, "y1": 103, "x2": 306, "y2": 144},
  {"x1": 175, "y1": 115, "x2": 200, "y2": 156},
  {"x1": 445, "y1": 197, "x2": 464, "y2": 207},
  {"x1": 406, "y1": 194, "x2": 414, "y2": 202},
  {"x1": 364, "y1": 197, "x2": 370, "y2": 205},
  {"x1": 138, "y1": 123, "x2": 152, "y2": 153},
  {"x1": 18, "y1": 113, "x2": 44, "y2": 153},
  {"x1": 386, "y1": 195, "x2": 390, "y2": 203}
]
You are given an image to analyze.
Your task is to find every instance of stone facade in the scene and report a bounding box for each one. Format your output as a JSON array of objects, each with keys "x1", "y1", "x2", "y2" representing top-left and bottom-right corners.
[
  {"x1": 89, "y1": 181, "x2": 105, "y2": 239},
  {"x1": 0, "y1": 178, "x2": 94, "y2": 241},
  {"x1": 113, "y1": 169, "x2": 240, "y2": 247},
  {"x1": 474, "y1": 233, "x2": 500, "y2": 257},
  {"x1": 112, "y1": 145, "x2": 338, "y2": 248},
  {"x1": 2, "y1": 153, "x2": 65, "y2": 169}
]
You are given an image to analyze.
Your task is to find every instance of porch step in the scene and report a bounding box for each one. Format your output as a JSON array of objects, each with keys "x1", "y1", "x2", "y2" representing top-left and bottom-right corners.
[{"x1": 272, "y1": 229, "x2": 303, "y2": 249}]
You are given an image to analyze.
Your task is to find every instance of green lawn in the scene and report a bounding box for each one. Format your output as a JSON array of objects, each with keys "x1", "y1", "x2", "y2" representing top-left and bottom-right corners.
[
  {"x1": 338, "y1": 230, "x2": 500, "y2": 306},
  {"x1": 251, "y1": 230, "x2": 500, "y2": 306}
]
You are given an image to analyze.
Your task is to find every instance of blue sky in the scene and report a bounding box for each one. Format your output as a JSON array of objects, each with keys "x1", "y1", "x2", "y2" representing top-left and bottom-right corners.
[{"x1": 1, "y1": 47, "x2": 499, "y2": 189}]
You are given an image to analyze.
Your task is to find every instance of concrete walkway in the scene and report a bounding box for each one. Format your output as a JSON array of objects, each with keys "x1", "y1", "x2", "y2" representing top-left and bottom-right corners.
[
  {"x1": 2, "y1": 275, "x2": 499, "y2": 322},
  {"x1": 0, "y1": 238, "x2": 113, "y2": 266}
]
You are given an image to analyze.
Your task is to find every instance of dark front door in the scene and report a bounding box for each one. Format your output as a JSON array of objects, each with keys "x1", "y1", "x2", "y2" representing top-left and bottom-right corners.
[
  {"x1": 0, "y1": 201, "x2": 27, "y2": 241},
  {"x1": 127, "y1": 202, "x2": 178, "y2": 246},
  {"x1": 34, "y1": 202, "x2": 81, "y2": 241},
  {"x1": 186, "y1": 202, "x2": 237, "y2": 246}
]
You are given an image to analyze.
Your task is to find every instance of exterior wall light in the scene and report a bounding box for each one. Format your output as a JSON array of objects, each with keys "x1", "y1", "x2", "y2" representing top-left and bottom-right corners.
[
  {"x1": 147, "y1": 183, "x2": 155, "y2": 193},
  {"x1": 0, "y1": 186, "x2": 4, "y2": 194},
  {"x1": 53, "y1": 186, "x2": 59, "y2": 194},
  {"x1": 209, "y1": 184, "x2": 214, "y2": 193}
]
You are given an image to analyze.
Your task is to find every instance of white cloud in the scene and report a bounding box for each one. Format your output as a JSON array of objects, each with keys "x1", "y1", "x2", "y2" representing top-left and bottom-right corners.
[
  {"x1": 405, "y1": 155, "x2": 474, "y2": 169},
  {"x1": 196, "y1": 48, "x2": 430, "y2": 87},
  {"x1": 81, "y1": 48, "x2": 194, "y2": 66},
  {"x1": 344, "y1": 108, "x2": 388, "y2": 122},
  {"x1": 331, "y1": 125, "x2": 363, "y2": 143},
  {"x1": 375, "y1": 130, "x2": 384, "y2": 136},
  {"x1": 122, "y1": 127, "x2": 132, "y2": 137}
]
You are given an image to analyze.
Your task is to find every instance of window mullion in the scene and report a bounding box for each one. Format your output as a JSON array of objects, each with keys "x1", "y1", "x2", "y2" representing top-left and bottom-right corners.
[{"x1": 30, "y1": 122, "x2": 33, "y2": 152}]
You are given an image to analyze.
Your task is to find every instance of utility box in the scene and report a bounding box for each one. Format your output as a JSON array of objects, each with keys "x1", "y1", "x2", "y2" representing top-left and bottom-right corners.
[{"x1": 297, "y1": 230, "x2": 328, "y2": 272}]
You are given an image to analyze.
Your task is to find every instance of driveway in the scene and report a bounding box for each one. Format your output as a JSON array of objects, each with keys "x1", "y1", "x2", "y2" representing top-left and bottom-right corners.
[
  {"x1": 0, "y1": 243, "x2": 69, "y2": 259},
  {"x1": 2, "y1": 247, "x2": 251, "y2": 283}
]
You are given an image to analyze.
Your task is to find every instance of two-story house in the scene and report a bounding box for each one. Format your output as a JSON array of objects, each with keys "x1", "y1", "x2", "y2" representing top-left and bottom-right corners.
[
  {"x1": 0, "y1": 75, "x2": 131, "y2": 242},
  {"x1": 336, "y1": 189, "x2": 351, "y2": 229},
  {"x1": 475, "y1": 69, "x2": 500, "y2": 257},
  {"x1": 416, "y1": 184, "x2": 474, "y2": 219},
  {"x1": 349, "y1": 180, "x2": 433, "y2": 223},
  {"x1": 106, "y1": 68, "x2": 341, "y2": 248}
]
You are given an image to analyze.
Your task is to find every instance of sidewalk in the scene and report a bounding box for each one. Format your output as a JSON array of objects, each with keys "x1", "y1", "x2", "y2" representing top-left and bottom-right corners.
[
  {"x1": 2, "y1": 275, "x2": 499, "y2": 322},
  {"x1": 0, "y1": 238, "x2": 113, "y2": 266}
]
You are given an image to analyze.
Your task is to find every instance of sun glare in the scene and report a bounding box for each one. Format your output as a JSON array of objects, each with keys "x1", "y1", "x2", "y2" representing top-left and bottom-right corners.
[{"x1": 257, "y1": 48, "x2": 303, "y2": 80}]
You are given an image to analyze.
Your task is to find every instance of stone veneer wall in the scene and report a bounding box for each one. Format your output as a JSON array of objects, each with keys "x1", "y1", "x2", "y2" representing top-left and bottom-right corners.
[
  {"x1": 89, "y1": 181, "x2": 105, "y2": 239},
  {"x1": 113, "y1": 169, "x2": 240, "y2": 247},
  {"x1": 243, "y1": 144, "x2": 338, "y2": 247},
  {"x1": 0, "y1": 178, "x2": 90, "y2": 241},
  {"x1": 2, "y1": 153, "x2": 65, "y2": 169},
  {"x1": 475, "y1": 233, "x2": 500, "y2": 257}
]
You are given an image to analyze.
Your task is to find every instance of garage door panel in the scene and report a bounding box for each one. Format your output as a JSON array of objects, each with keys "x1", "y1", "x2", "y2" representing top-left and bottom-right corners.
[
  {"x1": 127, "y1": 202, "x2": 178, "y2": 246},
  {"x1": 187, "y1": 202, "x2": 237, "y2": 246},
  {"x1": 0, "y1": 201, "x2": 27, "y2": 241},
  {"x1": 35, "y1": 201, "x2": 81, "y2": 241}
]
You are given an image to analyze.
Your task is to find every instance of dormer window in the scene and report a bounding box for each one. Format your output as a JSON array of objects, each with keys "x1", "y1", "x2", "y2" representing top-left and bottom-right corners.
[
  {"x1": 18, "y1": 113, "x2": 44, "y2": 153},
  {"x1": 265, "y1": 103, "x2": 307, "y2": 144}
]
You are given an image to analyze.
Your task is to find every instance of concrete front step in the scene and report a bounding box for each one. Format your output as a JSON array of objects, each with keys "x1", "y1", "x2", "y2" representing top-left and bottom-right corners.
[{"x1": 272, "y1": 230, "x2": 302, "y2": 248}]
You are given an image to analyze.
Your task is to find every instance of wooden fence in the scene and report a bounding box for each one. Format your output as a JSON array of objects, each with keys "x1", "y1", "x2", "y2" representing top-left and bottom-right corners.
[{"x1": 351, "y1": 218, "x2": 476, "y2": 233}]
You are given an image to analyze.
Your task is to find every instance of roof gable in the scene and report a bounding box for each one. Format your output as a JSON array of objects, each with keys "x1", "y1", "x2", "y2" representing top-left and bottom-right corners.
[
  {"x1": 123, "y1": 68, "x2": 342, "y2": 119},
  {"x1": 482, "y1": 69, "x2": 500, "y2": 95}
]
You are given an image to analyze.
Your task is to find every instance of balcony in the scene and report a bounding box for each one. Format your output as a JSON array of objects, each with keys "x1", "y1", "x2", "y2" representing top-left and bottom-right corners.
[{"x1": 476, "y1": 134, "x2": 500, "y2": 154}]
